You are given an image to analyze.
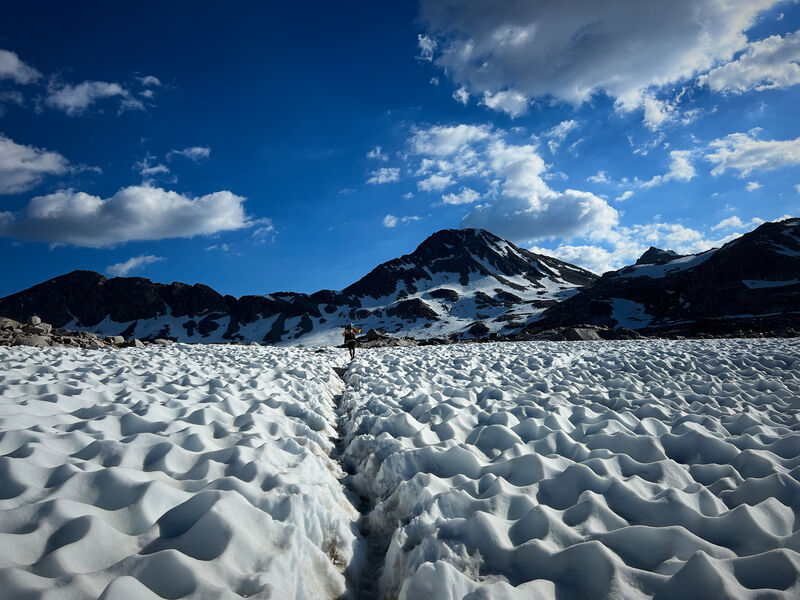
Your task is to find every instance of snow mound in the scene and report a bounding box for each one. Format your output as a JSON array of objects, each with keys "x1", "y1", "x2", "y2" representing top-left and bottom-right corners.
[
  {"x1": 0, "y1": 344, "x2": 356, "y2": 599},
  {"x1": 339, "y1": 339, "x2": 800, "y2": 599}
]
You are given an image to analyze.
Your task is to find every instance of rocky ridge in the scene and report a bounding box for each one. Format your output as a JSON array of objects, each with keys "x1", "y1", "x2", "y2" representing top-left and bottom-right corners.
[
  {"x1": 529, "y1": 217, "x2": 800, "y2": 338},
  {"x1": 0, "y1": 229, "x2": 596, "y2": 345},
  {"x1": 2, "y1": 219, "x2": 799, "y2": 345}
]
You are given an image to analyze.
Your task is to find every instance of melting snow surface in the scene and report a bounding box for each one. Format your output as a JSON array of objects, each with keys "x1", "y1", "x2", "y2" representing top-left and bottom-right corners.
[
  {"x1": 0, "y1": 344, "x2": 355, "y2": 599},
  {"x1": 2, "y1": 339, "x2": 800, "y2": 599},
  {"x1": 340, "y1": 340, "x2": 800, "y2": 598}
]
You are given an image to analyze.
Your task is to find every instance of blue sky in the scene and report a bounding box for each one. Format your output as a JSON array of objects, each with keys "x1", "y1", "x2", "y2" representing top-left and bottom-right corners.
[{"x1": 1, "y1": 1, "x2": 799, "y2": 298}]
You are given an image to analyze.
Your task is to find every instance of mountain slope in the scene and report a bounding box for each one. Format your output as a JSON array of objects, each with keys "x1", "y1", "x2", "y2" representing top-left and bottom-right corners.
[
  {"x1": 530, "y1": 217, "x2": 800, "y2": 336},
  {"x1": 0, "y1": 229, "x2": 597, "y2": 345}
]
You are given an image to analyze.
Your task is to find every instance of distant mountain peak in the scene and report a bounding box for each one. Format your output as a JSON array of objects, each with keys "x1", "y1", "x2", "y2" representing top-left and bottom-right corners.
[{"x1": 635, "y1": 246, "x2": 681, "y2": 266}]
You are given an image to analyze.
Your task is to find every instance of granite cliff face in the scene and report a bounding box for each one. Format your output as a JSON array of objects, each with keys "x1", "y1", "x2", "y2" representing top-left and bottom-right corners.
[
  {"x1": 529, "y1": 217, "x2": 800, "y2": 337},
  {"x1": 0, "y1": 228, "x2": 596, "y2": 344}
]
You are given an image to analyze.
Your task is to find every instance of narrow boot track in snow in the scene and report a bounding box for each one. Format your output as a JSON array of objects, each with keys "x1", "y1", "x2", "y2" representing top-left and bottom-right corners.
[{"x1": 331, "y1": 365, "x2": 386, "y2": 600}]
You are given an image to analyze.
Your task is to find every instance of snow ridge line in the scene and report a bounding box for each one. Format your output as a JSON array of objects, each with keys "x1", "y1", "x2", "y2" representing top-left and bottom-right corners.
[{"x1": 331, "y1": 365, "x2": 386, "y2": 600}]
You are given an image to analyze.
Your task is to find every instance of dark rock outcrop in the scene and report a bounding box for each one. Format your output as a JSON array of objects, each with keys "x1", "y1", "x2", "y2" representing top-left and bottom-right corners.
[
  {"x1": 386, "y1": 298, "x2": 439, "y2": 321},
  {"x1": 530, "y1": 217, "x2": 800, "y2": 337},
  {"x1": 635, "y1": 247, "x2": 681, "y2": 266}
]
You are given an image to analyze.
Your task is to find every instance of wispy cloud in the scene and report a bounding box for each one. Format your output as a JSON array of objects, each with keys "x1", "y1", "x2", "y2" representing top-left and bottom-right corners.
[
  {"x1": 416, "y1": 34, "x2": 436, "y2": 61},
  {"x1": 167, "y1": 146, "x2": 211, "y2": 162},
  {"x1": 0, "y1": 49, "x2": 40, "y2": 84},
  {"x1": 382, "y1": 214, "x2": 420, "y2": 228},
  {"x1": 366, "y1": 146, "x2": 388, "y2": 161},
  {"x1": 706, "y1": 131, "x2": 800, "y2": 176},
  {"x1": 134, "y1": 153, "x2": 170, "y2": 178},
  {"x1": 452, "y1": 87, "x2": 469, "y2": 105},
  {"x1": 46, "y1": 80, "x2": 143, "y2": 115},
  {"x1": 136, "y1": 75, "x2": 162, "y2": 87},
  {"x1": 106, "y1": 254, "x2": 164, "y2": 277},
  {"x1": 367, "y1": 167, "x2": 400, "y2": 184},
  {"x1": 544, "y1": 120, "x2": 579, "y2": 153}
]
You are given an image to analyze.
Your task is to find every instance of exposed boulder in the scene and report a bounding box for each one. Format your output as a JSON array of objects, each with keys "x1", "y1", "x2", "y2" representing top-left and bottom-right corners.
[
  {"x1": 467, "y1": 322, "x2": 490, "y2": 337},
  {"x1": 355, "y1": 328, "x2": 418, "y2": 348},
  {"x1": 23, "y1": 322, "x2": 52, "y2": 335},
  {"x1": 564, "y1": 327, "x2": 603, "y2": 341},
  {"x1": 386, "y1": 298, "x2": 439, "y2": 321},
  {"x1": 13, "y1": 335, "x2": 51, "y2": 348},
  {"x1": 428, "y1": 288, "x2": 460, "y2": 302}
]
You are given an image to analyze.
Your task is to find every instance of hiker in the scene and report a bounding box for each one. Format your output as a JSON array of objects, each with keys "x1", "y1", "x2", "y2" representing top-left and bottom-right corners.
[{"x1": 342, "y1": 323, "x2": 362, "y2": 360}]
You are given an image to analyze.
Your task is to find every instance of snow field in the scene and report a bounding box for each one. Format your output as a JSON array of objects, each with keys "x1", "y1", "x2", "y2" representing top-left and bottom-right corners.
[
  {"x1": 0, "y1": 344, "x2": 357, "y2": 599},
  {"x1": 339, "y1": 339, "x2": 800, "y2": 599}
]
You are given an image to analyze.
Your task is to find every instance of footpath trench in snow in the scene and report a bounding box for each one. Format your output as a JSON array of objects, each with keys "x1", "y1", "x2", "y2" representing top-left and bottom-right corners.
[
  {"x1": 1, "y1": 339, "x2": 799, "y2": 599},
  {"x1": 338, "y1": 339, "x2": 800, "y2": 599}
]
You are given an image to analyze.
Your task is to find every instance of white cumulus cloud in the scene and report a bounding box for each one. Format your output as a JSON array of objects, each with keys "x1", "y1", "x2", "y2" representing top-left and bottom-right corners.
[
  {"x1": 615, "y1": 190, "x2": 635, "y2": 202},
  {"x1": 411, "y1": 124, "x2": 492, "y2": 156},
  {"x1": 382, "y1": 214, "x2": 398, "y2": 228},
  {"x1": 480, "y1": 90, "x2": 529, "y2": 117},
  {"x1": 706, "y1": 131, "x2": 800, "y2": 176},
  {"x1": 699, "y1": 29, "x2": 800, "y2": 94},
  {"x1": 0, "y1": 185, "x2": 252, "y2": 247},
  {"x1": 587, "y1": 171, "x2": 609, "y2": 184},
  {"x1": 0, "y1": 135, "x2": 70, "y2": 194},
  {"x1": 106, "y1": 254, "x2": 165, "y2": 277},
  {"x1": 711, "y1": 215, "x2": 765, "y2": 230},
  {"x1": 641, "y1": 150, "x2": 696, "y2": 188},
  {"x1": 453, "y1": 87, "x2": 469, "y2": 105},
  {"x1": 442, "y1": 187, "x2": 481, "y2": 205},
  {"x1": 419, "y1": 0, "x2": 779, "y2": 112},
  {"x1": 418, "y1": 173, "x2": 453, "y2": 191}
]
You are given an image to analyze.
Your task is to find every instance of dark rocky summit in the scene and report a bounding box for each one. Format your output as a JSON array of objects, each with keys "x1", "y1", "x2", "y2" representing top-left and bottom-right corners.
[
  {"x1": 529, "y1": 217, "x2": 800, "y2": 338},
  {"x1": 635, "y1": 246, "x2": 681, "y2": 266}
]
